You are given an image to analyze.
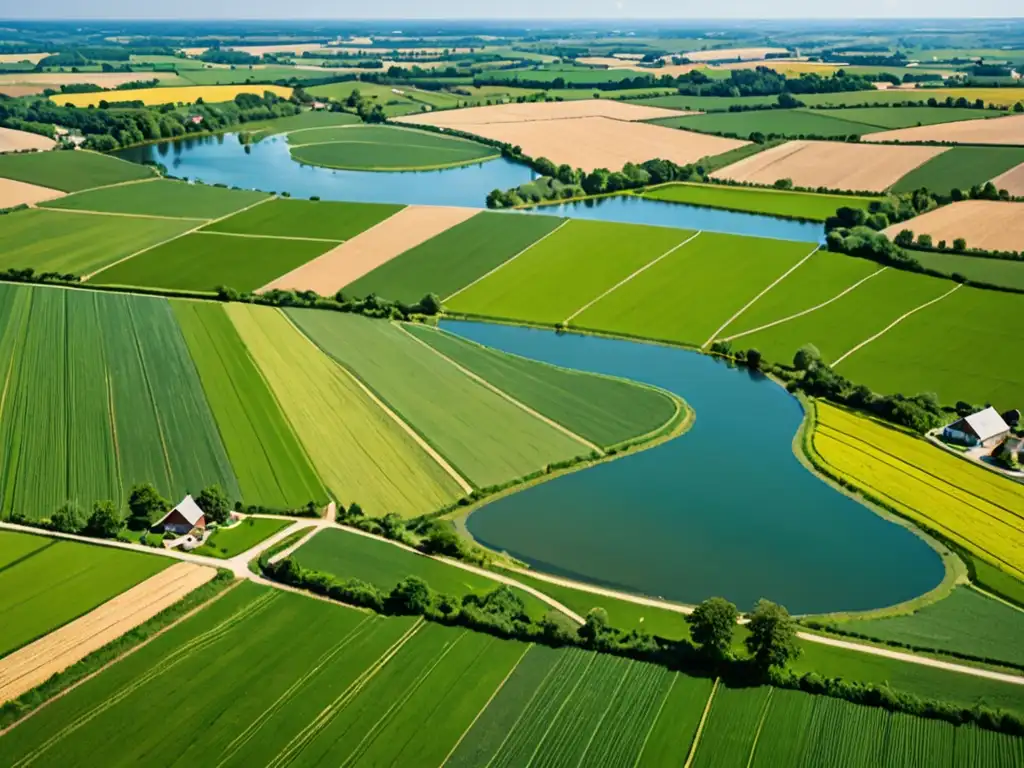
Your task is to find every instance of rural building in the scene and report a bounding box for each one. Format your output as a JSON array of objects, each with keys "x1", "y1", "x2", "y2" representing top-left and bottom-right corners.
[
  {"x1": 188, "y1": 114, "x2": 204, "y2": 125},
  {"x1": 157, "y1": 495, "x2": 206, "y2": 535},
  {"x1": 311, "y1": 101, "x2": 327, "y2": 110},
  {"x1": 943, "y1": 407, "x2": 1011, "y2": 447}
]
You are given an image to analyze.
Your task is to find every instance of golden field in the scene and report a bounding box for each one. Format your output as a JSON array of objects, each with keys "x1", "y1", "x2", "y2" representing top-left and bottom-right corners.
[{"x1": 50, "y1": 84, "x2": 293, "y2": 108}]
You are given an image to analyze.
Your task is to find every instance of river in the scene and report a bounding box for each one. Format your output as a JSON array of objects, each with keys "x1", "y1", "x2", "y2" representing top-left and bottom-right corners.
[{"x1": 443, "y1": 320, "x2": 945, "y2": 616}]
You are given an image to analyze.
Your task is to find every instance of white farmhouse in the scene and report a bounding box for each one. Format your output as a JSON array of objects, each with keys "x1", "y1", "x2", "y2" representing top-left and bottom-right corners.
[{"x1": 942, "y1": 407, "x2": 1011, "y2": 448}]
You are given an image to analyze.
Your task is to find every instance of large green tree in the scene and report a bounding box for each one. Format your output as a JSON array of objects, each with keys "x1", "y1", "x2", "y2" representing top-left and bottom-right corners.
[
  {"x1": 745, "y1": 599, "x2": 801, "y2": 672},
  {"x1": 687, "y1": 597, "x2": 738, "y2": 660}
]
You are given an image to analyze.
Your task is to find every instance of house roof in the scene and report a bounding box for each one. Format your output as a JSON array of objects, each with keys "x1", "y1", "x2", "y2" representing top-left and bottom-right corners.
[
  {"x1": 159, "y1": 495, "x2": 205, "y2": 527},
  {"x1": 963, "y1": 407, "x2": 1011, "y2": 441}
]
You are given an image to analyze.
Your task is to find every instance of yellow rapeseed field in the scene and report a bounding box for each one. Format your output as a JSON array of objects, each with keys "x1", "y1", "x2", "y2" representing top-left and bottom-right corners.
[
  {"x1": 813, "y1": 402, "x2": 1024, "y2": 579},
  {"x1": 50, "y1": 84, "x2": 293, "y2": 108},
  {"x1": 909, "y1": 88, "x2": 1024, "y2": 108}
]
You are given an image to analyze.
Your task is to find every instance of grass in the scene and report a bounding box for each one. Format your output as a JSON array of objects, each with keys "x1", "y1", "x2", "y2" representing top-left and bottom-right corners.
[
  {"x1": 41, "y1": 180, "x2": 268, "y2": 219},
  {"x1": 203, "y1": 197, "x2": 402, "y2": 241},
  {"x1": 176, "y1": 67, "x2": 328, "y2": 86},
  {"x1": 910, "y1": 250, "x2": 1024, "y2": 290},
  {"x1": 0, "y1": 150, "x2": 155, "y2": 192},
  {"x1": 286, "y1": 310, "x2": 586, "y2": 489},
  {"x1": 307, "y1": 81, "x2": 429, "y2": 117},
  {"x1": 823, "y1": 106, "x2": 1005, "y2": 129},
  {"x1": 811, "y1": 402, "x2": 1024, "y2": 582},
  {"x1": 0, "y1": 532, "x2": 168, "y2": 657},
  {"x1": 700, "y1": 140, "x2": 783, "y2": 172},
  {"x1": 635, "y1": 674, "x2": 715, "y2": 767},
  {"x1": 91, "y1": 231, "x2": 333, "y2": 293},
  {"x1": 447, "y1": 219, "x2": 696, "y2": 325},
  {"x1": 0, "y1": 208, "x2": 197, "y2": 276},
  {"x1": 239, "y1": 110, "x2": 361, "y2": 137},
  {"x1": 575, "y1": 232, "x2": 816, "y2": 347},
  {"x1": 294, "y1": 527, "x2": 548, "y2": 617},
  {"x1": 643, "y1": 182, "x2": 877, "y2": 221},
  {"x1": 691, "y1": 685, "x2": 772, "y2": 768},
  {"x1": 652, "y1": 109, "x2": 882, "y2": 138},
  {"x1": 193, "y1": 517, "x2": 292, "y2": 559},
  {"x1": 833, "y1": 586, "x2": 1024, "y2": 668},
  {"x1": 50, "y1": 84, "x2": 293, "y2": 107},
  {"x1": 288, "y1": 125, "x2": 499, "y2": 171},
  {"x1": 891, "y1": 146, "x2": 1024, "y2": 195},
  {"x1": 404, "y1": 323, "x2": 679, "y2": 449},
  {"x1": 225, "y1": 303, "x2": 464, "y2": 516},
  {"x1": 171, "y1": 302, "x2": 327, "y2": 508},
  {"x1": 342, "y1": 211, "x2": 563, "y2": 304},
  {"x1": 835, "y1": 285, "x2": 1024, "y2": 409}
]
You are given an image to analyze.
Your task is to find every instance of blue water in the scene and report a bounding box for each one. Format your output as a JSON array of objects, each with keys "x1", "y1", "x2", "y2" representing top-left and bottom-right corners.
[
  {"x1": 116, "y1": 134, "x2": 823, "y2": 242},
  {"x1": 443, "y1": 320, "x2": 944, "y2": 615}
]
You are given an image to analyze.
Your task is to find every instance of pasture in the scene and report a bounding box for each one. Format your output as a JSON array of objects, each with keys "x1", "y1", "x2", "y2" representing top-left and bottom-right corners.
[
  {"x1": 194, "y1": 517, "x2": 292, "y2": 559},
  {"x1": 913, "y1": 249, "x2": 1024, "y2": 290},
  {"x1": 307, "y1": 81, "x2": 432, "y2": 117},
  {"x1": 225, "y1": 303, "x2": 464, "y2": 516},
  {"x1": 447, "y1": 219, "x2": 695, "y2": 325},
  {"x1": 642, "y1": 182, "x2": 877, "y2": 221},
  {"x1": 0, "y1": 150, "x2": 155, "y2": 192},
  {"x1": 652, "y1": 109, "x2": 881, "y2": 138},
  {"x1": 827, "y1": 105, "x2": 1005, "y2": 129},
  {"x1": 172, "y1": 302, "x2": 327, "y2": 508},
  {"x1": 50, "y1": 84, "x2": 293, "y2": 107},
  {"x1": 890, "y1": 146, "x2": 1024, "y2": 194},
  {"x1": 342, "y1": 211, "x2": 563, "y2": 303},
  {"x1": 288, "y1": 125, "x2": 499, "y2": 171},
  {"x1": 0, "y1": 208, "x2": 196, "y2": 276},
  {"x1": 41, "y1": 179, "x2": 269, "y2": 219},
  {"x1": 883, "y1": 200, "x2": 1024, "y2": 255},
  {"x1": 203, "y1": 197, "x2": 402, "y2": 241},
  {"x1": 286, "y1": 310, "x2": 587, "y2": 488},
  {"x1": 0, "y1": 532, "x2": 168, "y2": 657}
]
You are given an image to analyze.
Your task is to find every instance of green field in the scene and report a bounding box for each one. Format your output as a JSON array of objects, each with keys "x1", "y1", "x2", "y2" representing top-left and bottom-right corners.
[
  {"x1": 342, "y1": 211, "x2": 563, "y2": 303},
  {"x1": 307, "y1": 81, "x2": 429, "y2": 117},
  {"x1": 447, "y1": 219, "x2": 695, "y2": 325},
  {"x1": 912, "y1": 250, "x2": 1024, "y2": 290},
  {"x1": 91, "y1": 231, "x2": 332, "y2": 293},
  {"x1": 833, "y1": 587, "x2": 1024, "y2": 668},
  {"x1": 177, "y1": 65, "x2": 330, "y2": 85},
  {"x1": 824, "y1": 106, "x2": 1004, "y2": 129},
  {"x1": 0, "y1": 208, "x2": 196, "y2": 276},
  {"x1": 194, "y1": 517, "x2": 292, "y2": 559},
  {"x1": 203, "y1": 197, "x2": 402, "y2": 241},
  {"x1": 891, "y1": 146, "x2": 1024, "y2": 195},
  {"x1": 294, "y1": 527, "x2": 548, "y2": 617},
  {"x1": 404, "y1": 323, "x2": 679, "y2": 448},
  {"x1": 0, "y1": 531, "x2": 168, "y2": 657},
  {"x1": 652, "y1": 109, "x2": 881, "y2": 138},
  {"x1": 172, "y1": 302, "x2": 327, "y2": 508},
  {"x1": 835, "y1": 285, "x2": 1024, "y2": 409},
  {"x1": 0, "y1": 150, "x2": 155, "y2": 192},
  {"x1": 692, "y1": 685, "x2": 772, "y2": 767},
  {"x1": 240, "y1": 109, "x2": 361, "y2": 137},
  {"x1": 288, "y1": 125, "x2": 499, "y2": 171},
  {"x1": 226, "y1": 303, "x2": 464, "y2": 516},
  {"x1": 286, "y1": 310, "x2": 587, "y2": 488},
  {"x1": 643, "y1": 182, "x2": 878, "y2": 221},
  {"x1": 40, "y1": 179, "x2": 268, "y2": 219},
  {"x1": 576, "y1": 232, "x2": 816, "y2": 347}
]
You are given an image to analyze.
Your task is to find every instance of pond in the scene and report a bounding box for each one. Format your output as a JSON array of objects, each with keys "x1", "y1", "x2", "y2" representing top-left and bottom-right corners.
[
  {"x1": 116, "y1": 133, "x2": 823, "y2": 242},
  {"x1": 443, "y1": 320, "x2": 945, "y2": 615}
]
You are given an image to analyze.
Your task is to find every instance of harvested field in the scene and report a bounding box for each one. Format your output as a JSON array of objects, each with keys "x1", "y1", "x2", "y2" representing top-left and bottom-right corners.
[
  {"x1": 259, "y1": 205, "x2": 476, "y2": 294},
  {"x1": 0, "y1": 85, "x2": 45, "y2": 97},
  {"x1": 224, "y1": 42, "x2": 326, "y2": 55},
  {"x1": 0, "y1": 127, "x2": 54, "y2": 153},
  {"x1": 43, "y1": 179, "x2": 268, "y2": 219},
  {"x1": 52, "y1": 84, "x2": 293, "y2": 107},
  {"x1": 204, "y1": 197, "x2": 401, "y2": 240},
  {"x1": 393, "y1": 98, "x2": 689, "y2": 125},
  {"x1": 882, "y1": 200, "x2": 1024, "y2": 254},
  {"x1": 443, "y1": 116, "x2": 746, "y2": 172},
  {"x1": 0, "y1": 52, "x2": 53, "y2": 64},
  {"x1": 5, "y1": 72, "x2": 181, "y2": 89},
  {"x1": 992, "y1": 160, "x2": 1024, "y2": 196},
  {"x1": 0, "y1": 562, "x2": 214, "y2": 704},
  {"x1": 864, "y1": 113, "x2": 1024, "y2": 145},
  {"x1": 0, "y1": 150, "x2": 155, "y2": 192},
  {"x1": 683, "y1": 46, "x2": 790, "y2": 61},
  {"x1": 0, "y1": 178, "x2": 63, "y2": 208},
  {"x1": 711, "y1": 140, "x2": 948, "y2": 192},
  {"x1": 890, "y1": 146, "x2": 1024, "y2": 194}
]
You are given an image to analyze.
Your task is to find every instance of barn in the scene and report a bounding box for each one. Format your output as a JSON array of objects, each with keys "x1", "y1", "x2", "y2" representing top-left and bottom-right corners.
[
  {"x1": 156, "y1": 495, "x2": 206, "y2": 535},
  {"x1": 942, "y1": 407, "x2": 1011, "y2": 448}
]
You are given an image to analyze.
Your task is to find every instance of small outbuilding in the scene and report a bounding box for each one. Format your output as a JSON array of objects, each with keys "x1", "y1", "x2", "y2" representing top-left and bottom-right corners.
[
  {"x1": 943, "y1": 407, "x2": 1011, "y2": 448},
  {"x1": 157, "y1": 495, "x2": 206, "y2": 535},
  {"x1": 310, "y1": 101, "x2": 327, "y2": 110}
]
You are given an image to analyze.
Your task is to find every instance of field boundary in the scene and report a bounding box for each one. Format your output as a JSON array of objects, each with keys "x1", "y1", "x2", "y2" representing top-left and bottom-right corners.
[
  {"x1": 196, "y1": 230, "x2": 343, "y2": 244},
  {"x1": 745, "y1": 687, "x2": 774, "y2": 768},
  {"x1": 632, "y1": 672, "x2": 678, "y2": 767},
  {"x1": 40, "y1": 207, "x2": 208, "y2": 223},
  {"x1": 683, "y1": 678, "x2": 720, "y2": 768}
]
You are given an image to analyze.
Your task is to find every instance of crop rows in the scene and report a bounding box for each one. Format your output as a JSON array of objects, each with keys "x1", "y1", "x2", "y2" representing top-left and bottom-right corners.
[{"x1": 691, "y1": 685, "x2": 772, "y2": 767}]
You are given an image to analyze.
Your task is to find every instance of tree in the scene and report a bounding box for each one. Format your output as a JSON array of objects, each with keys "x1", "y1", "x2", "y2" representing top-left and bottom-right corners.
[
  {"x1": 540, "y1": 609, "x2": 578, "y2": 644},
  {"x1": 952, "y1": 238, "x2": 967, "y2": 252},
  {"x1": 197, "y1": 485, "x2": 231, "y2": 526},
  {"x1": 793, "y1": 344, "x2": 821, "y2": 371},
  {"x1": 916, "y1": 233, "x2": 933, "y2": 248},
  {"x1": 578, "y1": 607, "x2": 610, "y2": 644},
  {"x1": 420, "y1": 521, "x2": 466, "y2": 558},
  {"x1": 1015, "y1": 102, "x2": 1024, "y2": 114},
  {"x1": 746, "y1": 348, "x2": 763, "y2": 370},
  {"x1": 534, "y1": 156, "x2": 557, "y2": 177},
  {"x1": 86, "y1": 500, "x2": 121, "y2": 538},
  {"x1": 773, "y1": 178, "x2": 793, "y2": 190},
  {"x1": 417, "y1": 293, "x2": 442, "y2": 315},
  {"x1": 127, "y1": 483, "x2": 168, "y2": 530},
  {"x1": 745, "y1": 599, "x2": 801, "y2": 672},
  {"x1": 388, "y1": 576, "x2": 432, "y2": 614},
  {"x1": 50, "y1": 502, "x2": 85, "y2": 534},
  {"x1": 686, "y1": 597, "x2": 738, "y2": 659}
]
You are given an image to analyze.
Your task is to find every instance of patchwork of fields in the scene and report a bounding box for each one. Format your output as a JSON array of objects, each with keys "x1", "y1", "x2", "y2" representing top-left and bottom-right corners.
[{"x1": 50, "y1": 84, "x2": 294, "y2": 107}]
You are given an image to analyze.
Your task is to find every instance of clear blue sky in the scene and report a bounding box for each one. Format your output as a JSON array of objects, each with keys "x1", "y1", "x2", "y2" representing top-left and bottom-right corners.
[{"x1": 7, "y1": 3, "x2": 1021, "y2": 18}]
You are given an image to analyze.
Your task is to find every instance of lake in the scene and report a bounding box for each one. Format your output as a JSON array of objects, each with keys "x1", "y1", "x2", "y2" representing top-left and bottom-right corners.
[
  {"x1": 117, "y1": 133, "x2": 823, "y2": 242},
  {"x1": 443, "y1": 320, "x2": 945, "y2": 616}
]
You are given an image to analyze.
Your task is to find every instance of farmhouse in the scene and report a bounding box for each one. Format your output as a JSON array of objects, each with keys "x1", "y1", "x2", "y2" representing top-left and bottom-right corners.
[
  {"x1": 156, "y1": 495, "x2": 206, "y2": 535},
  {"x1": 942, "y1": 407, "x2": 1011, "y2": 447}
]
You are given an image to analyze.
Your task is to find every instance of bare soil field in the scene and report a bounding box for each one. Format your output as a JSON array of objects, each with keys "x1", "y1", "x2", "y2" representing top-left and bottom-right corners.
[
  {"x1": 0, "y1": 562, "x2": 215, "y2": 704},
  {"x1": 882, "y1": 200, "x2": 1024, "y2": 252},
  {"x1": 0, "y1": 85, "x2": 47, "y2": 97},
  {"x1": 0, "y1": 72, "x2": 179, "y2": 89},
  {"x1": 419, "y1": 116, "x2": 741, "y2": 171},
  {"x1": 394, "y1": 99, "x2": 689, "y2": 126},
  {"x1": 992, "y1": 160, "x2": 1024, "y2": 196},
  {"x1": 577, "y1": 57, "x2": 707, "y2": 77},
  {"x1": 259, "y1": 205, "x2": 477, "y2": 295},
  {"x1": 0, "y1": 52, "x2": 53, "y2": 64},
  {"x1": 0, "y1": 127, "x2": 55, "y2": 153},
  {"x1": 224, "y1": 43, "x2": 326, "y2": 55},
  {"x1": 711, "y1": 140, "x2": 949, "y2": 192},
  {"x1": 0, "y1": 178, "x2": 64, "y2": 207},
  {"x1": 322, "y1": 46, "x2": 478, "y2": 56},
  {"x1": 863, "y1": 113, "x2": 1024, "y2": 145},
  {"x1": 680, "y1": 46, "x2": 791, "y2": 61}
]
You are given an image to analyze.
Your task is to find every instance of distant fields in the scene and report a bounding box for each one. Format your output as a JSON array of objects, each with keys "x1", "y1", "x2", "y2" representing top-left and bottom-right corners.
[
  {"x1": 286, "y1": 310, "x2": 587, "y2": 488},
  {"x1": 51, "y1": 84, "x2": 293, "y2": 107},
  {"x1": 637, "y1": 88, "x2": 1024, "y2": 110},
  {"x1": 288, "y1": 125, "x2": 499, "y2": 171},
  {"x1": 194, "y1": 517, "x2": 292, "y2": 559},
  {"x1": 343, "y1": 211, "x2": 563, "y2": 303},
  {"x1": 891, "y1": 146, "x2": 1024, "y2": 194},
  {"x1": 912, "y1": 250, "x2": 1024, "y2": 290},
  {"x1": 642, "y1": 182, "x2": 877, "y2": 221},
  {"x1": 0, "y1": 531, "x2": 167, "y2": 657},
  {"x1": 0, "y1": 150, "x2": 154, "y2": 192},
  {"x1": 40, "y1": 179, "x2": 268, "y2": 219},
  {"x1": 203, "y1": 198, "x2": 403, "y2": 241}
]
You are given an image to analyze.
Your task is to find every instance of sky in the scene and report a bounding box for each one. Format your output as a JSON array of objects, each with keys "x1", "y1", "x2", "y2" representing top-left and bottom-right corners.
[{"x1": 7, "y1": 2, "x2": 1023, "y2": 19}]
